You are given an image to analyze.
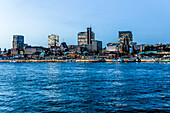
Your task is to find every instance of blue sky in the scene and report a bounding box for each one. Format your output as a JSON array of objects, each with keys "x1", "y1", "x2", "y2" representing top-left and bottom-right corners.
[{"x1": 0, "y1": 0, "x2": 170, "y2": 49}]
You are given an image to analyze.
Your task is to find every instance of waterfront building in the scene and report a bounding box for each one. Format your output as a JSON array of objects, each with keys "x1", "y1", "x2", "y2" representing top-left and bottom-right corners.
[
  {"x1": 23, "y1": 44, "x2": 28, "y2": 50},
  {"x1": 76, "y1": 46, "x2": 85, "y2": 53},
  {"x1": 130, "y1": 42, "x2": 137, "y2": 51},
  {"x1": 48, "y1": 34, "x2": 59, "y2": 48},
  {"x1": 60, "y1": 42, "x2": 68, "y2": 51},
  {"x1": 118, "y1": 31, "x2": 133, "y2": 44},
  {"x1": 143, "y1": 45, "x2": 155, "y2": 51},
  {"x1": 24, "y1": 47, "x2": 37, "y2": 55},
  {"x1": 68, "y1": 45, "x2": 78, "y2": 50},
  {"x1": 104, "y1": 43, "x2": 120, "y2": 58},
  {"x1": 24, "y1": 46, "x2": 49, "y2": 55},
  {"x1": 11, "y1": 48, "x2": 19, "y2": 56},
  {"x1": 133, "y1": 45, "x2": 140, "y2": 53},
  {"x1": 68, "y1": 45, "x2": 79, "y2": 53},
  {"x1": 130, "y1": 42, "x2": 137, "y2": 54},
  {"x1": 3, "y1": 48, "x2": 7, "y2": 53},
  {"x1": 74, "y1": 44, "x2": 93, "y2": 53},
  {"x1": 154, "y1": 43, "x2": 165, "y2": 52},
  {"x1": 13, "y1": 35, "x2": 24, "y2": 51},
  {"x1": 140, "y1": 45, "x2": 145, "y2": 52},
  {"x1": 165, "y1": 44, "x2": 170, "y2": 51},
  {"x1": 49, "y1": 46, "x2": 60, "y2": 55},
  {"x1": 106, "y1": 43, "x2": 120, "y2": 52},
  {"x1": 117, "y1": 31, "x2": 133, "y2": 55},
  {"x1": 78, "y1": 27, "x2": 95, "y2": 45},
  {"x1": 68, "y1": 45, "x2": 85, "y2": 54},
  {"x1": 92, "y1": 40, "x2": 102, "y2": 53},
  {"x1": 84, "y1": 44, "x2": 92, "y2": 52}
]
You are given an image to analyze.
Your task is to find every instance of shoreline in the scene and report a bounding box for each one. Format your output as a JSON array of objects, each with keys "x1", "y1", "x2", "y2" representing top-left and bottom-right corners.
[{"x1": 0, "y1": 60, "x2": 169, "y2": 63}]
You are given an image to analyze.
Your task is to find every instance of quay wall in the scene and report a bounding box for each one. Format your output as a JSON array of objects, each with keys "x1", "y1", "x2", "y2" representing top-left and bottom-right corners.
[{"x1": 0, "y1": 59, "x2": 168, "y2": 63}]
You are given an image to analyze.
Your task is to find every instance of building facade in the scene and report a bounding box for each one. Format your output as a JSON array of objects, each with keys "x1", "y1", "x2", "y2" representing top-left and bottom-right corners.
[
  {"x1": 48, "y1": 34, "x2": 59, "y2": 48},
  {"x1": 11, "y1": 48, "x2": 19, "y2": 56},
  {"x1": 78, "y1": 27, "x2": 95, "y2": 45},
  {"x1": 92, "y1": 40, "x2": 102, "y2": 52},
  {"x1": 78, "y1": 32, "x2": 87, "y2": 46},
  {"x1": 24, "y1": 47, "x2": 37, "y2": 55},
  {"x1": 106, "y1": 43, "x2": 120, "y2": 52},
  {"x1": 118, "y1": 31, "x2": 133, "y2": 44},
  {"x1": 60, "y1": 42, "x2": 68, "y2": 51},
  {"x1": 13, "y1": 35, "x2": 24, "y2": 50}
]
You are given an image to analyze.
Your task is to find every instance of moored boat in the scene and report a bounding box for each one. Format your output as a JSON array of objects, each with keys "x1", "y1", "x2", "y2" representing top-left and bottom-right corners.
[
  {"x1": 105, "y1": 58, "x2": 123, "y2": 62},
  {"x1": 123, "y1": 57, "x2": 137, "y2": 62},
  {"x1": 140, "y1": 57, "x2": 156, "y2": 62},
  {"x1": 158, "y1": 56, "x2": 170, "y2": 62},
  {"x1": 105, "y1": 59, "x2": 118, "y2": 62},
  {"x1": 75, "y1": 59, "x2": 100, "y2": 62}
]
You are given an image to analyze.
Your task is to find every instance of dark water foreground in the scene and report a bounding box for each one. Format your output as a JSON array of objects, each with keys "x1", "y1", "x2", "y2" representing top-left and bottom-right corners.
[{"x1": 0, "y1": 63, "x2": 169, "y2": 112}]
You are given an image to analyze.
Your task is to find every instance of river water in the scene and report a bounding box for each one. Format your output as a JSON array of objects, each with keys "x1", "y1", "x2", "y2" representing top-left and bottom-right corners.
[{"x1": 0, "y1": 63, "x2": 169, "y2": 112}]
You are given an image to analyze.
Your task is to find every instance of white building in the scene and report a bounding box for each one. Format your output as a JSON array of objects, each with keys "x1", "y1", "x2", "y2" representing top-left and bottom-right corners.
[
  {"x1": 106, "y1": 43, "x2": 120, "y2": 52},
  {"x1": 48, "y1": 34, "x2": 59, "y2": 48}
]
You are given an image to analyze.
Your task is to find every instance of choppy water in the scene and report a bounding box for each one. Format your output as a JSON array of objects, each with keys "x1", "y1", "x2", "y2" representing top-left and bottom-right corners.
[{"x1": 0, "y1": 63, "x2": 169, "y2": 112}]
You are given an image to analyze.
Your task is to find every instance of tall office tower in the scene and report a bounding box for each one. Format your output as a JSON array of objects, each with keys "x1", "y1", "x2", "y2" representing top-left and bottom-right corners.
[
  {"x1": 13, "y1": 35, "x2": 24, "y2": 50},
  {"x1": 87, "y1": 27, "x2": 92, "y2": 44},
  {"x1": 118, "y1": 31, "x2": 133, "y2": 45},
  {"x1": 48, "y1": 34, "x2": 59, "y2": 48},
  {"x1": 78, "y1": 32, "x2": 87, "y2": 46},
  {"x1": 78, "y1": 27, "x2": 95, "y2": 45}
]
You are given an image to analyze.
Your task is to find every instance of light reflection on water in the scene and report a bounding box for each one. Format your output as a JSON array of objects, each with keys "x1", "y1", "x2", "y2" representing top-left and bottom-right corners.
[{"x1": 0, "y1": 63, "x2": 169, "y2": 112}]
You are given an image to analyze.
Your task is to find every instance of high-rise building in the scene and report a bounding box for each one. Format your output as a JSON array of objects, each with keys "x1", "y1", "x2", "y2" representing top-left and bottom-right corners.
[
  {"x1": 118, "y1": 31, "x2": 133, "y2": 55},
  {"x1": 13, "y1": 35, "x2": 24, "y2": 50},
  {"x1": 118, "y1": 31, "x2": 133, "y2": 44},
  {"x1": 78, "y1": 27, "x2": 95, "y2": 45},
  {"x1": 48, "y1": 34, "x2": 59, "y2": 48},
  {"x1": 78, "y1": 32, "x2": 87, "y2": 46}
]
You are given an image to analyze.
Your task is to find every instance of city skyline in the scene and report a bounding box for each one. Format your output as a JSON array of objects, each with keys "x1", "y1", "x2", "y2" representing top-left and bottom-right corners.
[{"x1": 0, "y1": 0, "x2": 170, "y2": 49}]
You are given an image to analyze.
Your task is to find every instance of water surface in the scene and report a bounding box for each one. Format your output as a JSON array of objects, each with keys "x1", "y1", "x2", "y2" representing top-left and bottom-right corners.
[{"x1": 0, "y1": 63, "x2": 169, "y2": 112}]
